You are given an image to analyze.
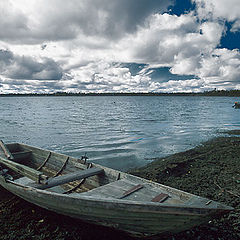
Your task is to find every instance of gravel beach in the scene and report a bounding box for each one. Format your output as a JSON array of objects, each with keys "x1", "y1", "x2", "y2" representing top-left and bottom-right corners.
[{"x1": 0, "y1": 134, "x2": 239, "y2": 240}]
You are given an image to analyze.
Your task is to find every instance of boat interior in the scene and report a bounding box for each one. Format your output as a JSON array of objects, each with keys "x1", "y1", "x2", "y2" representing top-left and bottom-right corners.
[{"x1": 0, "y1": 141, "x2": 220, "y2": 208}]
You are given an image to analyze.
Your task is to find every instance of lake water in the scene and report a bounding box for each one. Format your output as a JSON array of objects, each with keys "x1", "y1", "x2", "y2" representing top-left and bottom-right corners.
[{"x1": 0, "y1": 96, "x2": 239, "y2": 171}]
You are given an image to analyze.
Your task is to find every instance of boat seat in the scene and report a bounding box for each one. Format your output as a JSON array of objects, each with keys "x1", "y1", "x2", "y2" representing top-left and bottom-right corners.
[
  {"x1": 15, "y1": 176, "x2": 67, "y2": 194},
  {"x1": 15, "y1": 176, "x2": 35, "y2": 186},
  {"x1": 28, "y1": 167, "x2": 104, "y2": 190},
  {"x1": 79, "y1": 179, "x2": 172, "y2": 203}
]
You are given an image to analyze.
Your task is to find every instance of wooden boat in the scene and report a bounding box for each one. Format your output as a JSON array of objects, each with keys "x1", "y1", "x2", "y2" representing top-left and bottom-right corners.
[{"x1": 0, "y1": 141, "x2": 233, "y2": 238}]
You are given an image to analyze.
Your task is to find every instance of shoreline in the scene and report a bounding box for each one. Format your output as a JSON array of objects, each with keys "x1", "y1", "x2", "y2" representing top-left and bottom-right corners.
[
  {"x1": 130, "y1": 134, "x2": 240, "y2": 239},
  {"x1": 0, "y1": 134, "x2": 239, "y2": 239},
  {"x1": 0, "y1": 89, "x2": 240, "y2": 97}
]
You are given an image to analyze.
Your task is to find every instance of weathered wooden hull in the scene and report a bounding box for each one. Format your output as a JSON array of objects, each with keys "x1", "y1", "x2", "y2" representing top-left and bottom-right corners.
[
  {"x1": 0, "y1": 143, "x2": 233, "y2": 237},
  {"x1": 0, "y1": 176, "x2": 230, "y2": 237}
]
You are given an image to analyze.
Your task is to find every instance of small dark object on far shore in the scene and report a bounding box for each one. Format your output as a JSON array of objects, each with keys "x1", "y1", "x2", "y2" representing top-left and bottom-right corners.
[{"x1": 233, "y1": 102, "x2": 240, "y2": 109}]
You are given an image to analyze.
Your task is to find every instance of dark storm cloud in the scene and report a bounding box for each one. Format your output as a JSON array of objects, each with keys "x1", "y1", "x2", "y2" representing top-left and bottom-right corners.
[
  {"x1": 0, "y1": 49, "x2": 63, "y2": 80},
  {"x1": 0, "y1": 0, "x2": 173, "y2": 43},
  {"x1": 80, "y1": 0, "x2": 174, "y2": 39},
  {"x1": 0, "y1": 0, "x2": 32, "y2": 43},
  {"x1": 0, "y1": 49, "x2": 13, "y2": 64},
  {"x1": 44, "y1": 0, "x2": 174, "y2": 41}
]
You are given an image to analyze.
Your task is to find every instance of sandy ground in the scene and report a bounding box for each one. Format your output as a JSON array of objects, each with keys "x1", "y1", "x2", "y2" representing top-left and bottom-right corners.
[{"x1": 0, "y1": 133, "x2": 239, "y2": 240}]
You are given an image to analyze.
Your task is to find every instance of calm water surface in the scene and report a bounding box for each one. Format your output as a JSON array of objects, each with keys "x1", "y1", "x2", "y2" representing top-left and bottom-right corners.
[{"x1": 0, "y1": 96, "x2": 239, "y2": 171}]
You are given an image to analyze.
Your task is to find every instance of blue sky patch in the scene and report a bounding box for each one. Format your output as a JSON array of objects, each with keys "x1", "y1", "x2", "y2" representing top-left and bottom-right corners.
[
  {"x1": 168, "y1": 0, "x2": 195, "y2": 16},
  {"x1": 220, "y1": 22, "x2": 240, "y2": 50}
]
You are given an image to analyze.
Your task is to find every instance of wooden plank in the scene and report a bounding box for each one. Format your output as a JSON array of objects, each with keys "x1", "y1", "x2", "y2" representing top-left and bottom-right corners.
[
  {"x1": 46, "y1": 185, "x2": 66, "y2": 194},
  {"x1": 0, "y1": 140, "x2": 14, "y2": 160},
  {"x1": 53, "y1": 156, "x2": 69, "y2": 177},
  {"x1": 0, "y1": 177, "x2": 215, "y2": 238},
  {"x1": 151, "y1": 193, "x2": 169, "y2": 203},
  {"x1": 29, "y1": 167, "x2": 104, "y2": 190},
  {"x1": 81, "y1": 179, "x2": 149, "y2": 200},
  {"x1": 14, "y1": 176, "x2": 34, "y2": 186},
  {"x1": 37, "y1": 152, "x2": 51, "y2": 170},
  {"x1": 119, "y1": 184, "x2": 144, "y2": 199},
  {"x1": 82, "y1": 179, "x2": 171, "y2": 202},
  {"x1": 0, "y1": 156, "x2": 48, "y2": 183}
]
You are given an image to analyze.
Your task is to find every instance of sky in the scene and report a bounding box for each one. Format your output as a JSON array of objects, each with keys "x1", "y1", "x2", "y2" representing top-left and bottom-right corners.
[{"x1": 0, "y1": 0, "x2": 240, "y2": 93}]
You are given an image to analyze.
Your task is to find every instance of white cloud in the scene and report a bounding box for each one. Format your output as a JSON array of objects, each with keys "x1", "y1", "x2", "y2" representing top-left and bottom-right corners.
[
  {"x1": 198, "y1": 48, "x2": 240, "y2": 89},
  {"x1": 0, "y1": 0, "x2": 239, "y2": 93},
  {"x1": 121, "y1": 13, "x2": 225, "y2": 79},
  {"x1": 193, "y1": 0, "x2": 240, "y2": 22},
  {"x1": 64, "y1": 61, "x2": 151, "y2": 93},
  {"x1": 125, "y1": 13, "x2": 199, "y2": 65},
  {"x1": 1, "y1": 0, "x2": 172, "y2": 44},
  {"x1": 231, "y1": 20, "x2": 240, "y2": 32},
  {"x1": 200, "y1": 22, "x2": 224, "y2": 44}
]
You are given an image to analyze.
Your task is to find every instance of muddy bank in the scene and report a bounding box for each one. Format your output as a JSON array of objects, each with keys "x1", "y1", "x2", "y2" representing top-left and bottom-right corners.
[{"x1": 0, "y1": 135, "x2": 239, "y2": 240}]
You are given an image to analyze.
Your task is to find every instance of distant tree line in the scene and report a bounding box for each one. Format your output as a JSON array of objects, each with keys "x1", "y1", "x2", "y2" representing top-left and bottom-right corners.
[{"x1": 0, "y1": 90, "x2": 240, "y2": 97}]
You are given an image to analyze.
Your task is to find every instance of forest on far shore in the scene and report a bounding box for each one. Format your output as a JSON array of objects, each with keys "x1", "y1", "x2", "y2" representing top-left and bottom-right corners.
[{"x1": 1, "y1": 89, "x2": 240, "y2": 97}]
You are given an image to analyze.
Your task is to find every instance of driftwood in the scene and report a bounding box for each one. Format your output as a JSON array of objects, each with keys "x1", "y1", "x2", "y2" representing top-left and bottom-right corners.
[{"x1": 214, "y1": 179, "x2": 240, "y2": 198}]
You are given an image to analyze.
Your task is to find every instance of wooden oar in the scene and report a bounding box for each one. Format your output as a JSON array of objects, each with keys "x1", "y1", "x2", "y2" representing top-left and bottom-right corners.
[
  {"x1": 0, "y1": 140, "x2": 14, "y2": 160},
  {"x1": 0, "y1": 156, "x2": 48, "y2": 183}
]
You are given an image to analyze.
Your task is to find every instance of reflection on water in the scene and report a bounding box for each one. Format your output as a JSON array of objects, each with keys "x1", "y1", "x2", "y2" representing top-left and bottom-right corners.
[{"x1": 0, "y1": 96, "x2": 239, "y2": 171}]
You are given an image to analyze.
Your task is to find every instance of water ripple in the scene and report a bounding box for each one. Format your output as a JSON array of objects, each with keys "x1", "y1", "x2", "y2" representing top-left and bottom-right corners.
[{"x1": 1, "y1": 96, "x2": 239, "y2": 171}]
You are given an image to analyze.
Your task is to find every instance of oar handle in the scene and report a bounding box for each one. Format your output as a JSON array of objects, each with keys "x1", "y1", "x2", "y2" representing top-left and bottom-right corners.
[{"x1": 0, "y1": 140, "x2": 14, "y2": 160}]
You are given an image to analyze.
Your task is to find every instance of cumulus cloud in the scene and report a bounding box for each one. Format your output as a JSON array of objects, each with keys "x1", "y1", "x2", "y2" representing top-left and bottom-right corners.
[
  {"x1": 122, "y1": 13, "x2": 200, "y2": 65},
  {"x1": 193, "y1": 0, "x2": 240, "y2": 22},
  {"x1": 0, "y1": 0, "x2": 29, "y2": 43},
  {"x1": 62, "y1": 61, "x2": 152, "y2": 93},
  {"x1": 121, "y1": 13, "x2": 225, "y2": 75},
  {"x1": 0, "y1": 0, "x2": 173, "y2": 44},
  {"x1": 199, "y1": 48, "x2": 240, "y2": 86},
  {"x1": 0, "y1": 49, "x2": 63, "y2": 81},
  {"x1": 231, "y1": 20, "x2": 240, "y2": 32},
  {"x1": 0, "y1": 0, "x2": 239, "y2": 93}
]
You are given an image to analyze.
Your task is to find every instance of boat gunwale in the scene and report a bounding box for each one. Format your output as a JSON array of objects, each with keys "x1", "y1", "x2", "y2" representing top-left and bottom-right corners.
[{"x1": 3, "y1": 178, "x2": 233, "y2": 213}]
